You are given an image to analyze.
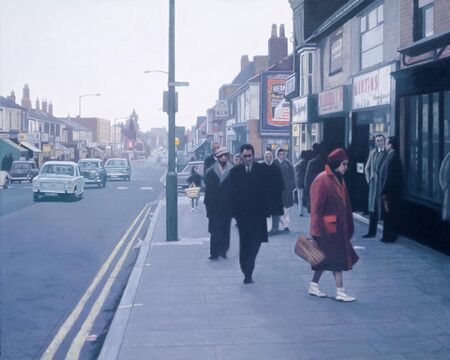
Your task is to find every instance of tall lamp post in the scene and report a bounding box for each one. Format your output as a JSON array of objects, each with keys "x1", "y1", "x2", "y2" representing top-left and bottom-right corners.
[{"x1": 78, "y1": 93, "x2": 101, "y2": 117}]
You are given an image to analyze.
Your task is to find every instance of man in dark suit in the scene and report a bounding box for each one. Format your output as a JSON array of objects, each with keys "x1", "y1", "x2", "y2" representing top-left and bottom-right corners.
[
  {"x1": 229, "y1": 143, "x2": 271, "y2": 284},
  {"x1": 204, "y1": 142, "x2": 220, "y2": 173}
]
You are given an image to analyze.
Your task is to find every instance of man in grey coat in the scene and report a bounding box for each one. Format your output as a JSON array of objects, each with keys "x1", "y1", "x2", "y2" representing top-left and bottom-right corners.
[
  {"x1": 439, "y1": 151, "x2": 450, "y2": 221},
  {"x1": 363, "y1": 134, "x2": 388, "y2": 238}
]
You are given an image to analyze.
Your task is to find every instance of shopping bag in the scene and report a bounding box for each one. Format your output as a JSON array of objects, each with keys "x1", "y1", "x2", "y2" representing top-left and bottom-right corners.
[
  {"x1": 185, "y1": 184, "x2": 200, "y2": 198},
  {"x1": 294, "y1": 234, "x2": 325, "y2": 266}
]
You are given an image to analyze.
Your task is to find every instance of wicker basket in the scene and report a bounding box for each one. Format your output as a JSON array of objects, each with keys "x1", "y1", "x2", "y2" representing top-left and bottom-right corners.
[
  {"x1": 185, "y1": 186, "x2": 200, "y2": 198},
  {"x1": 294, "y1": 234, "x2": 325, "y2": 266}
]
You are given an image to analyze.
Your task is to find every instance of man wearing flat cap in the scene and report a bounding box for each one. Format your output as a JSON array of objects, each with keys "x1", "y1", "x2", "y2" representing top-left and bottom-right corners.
[{"x1": 204, "y1": 147, "x2": 234, "y2": 260}]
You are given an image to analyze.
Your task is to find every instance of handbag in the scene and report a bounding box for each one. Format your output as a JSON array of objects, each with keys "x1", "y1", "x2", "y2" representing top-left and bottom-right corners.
[
  {"x1": 185, "y1": 183, "x2": 200, "y2": 198},
  {"x1": 294, "y1": 234, "x2": 325, "y2": 266}
]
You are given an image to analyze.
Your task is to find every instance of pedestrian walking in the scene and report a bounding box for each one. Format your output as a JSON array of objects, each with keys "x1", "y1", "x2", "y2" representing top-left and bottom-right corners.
[
  {"x1": 204, "y1": 142, "x2": 220, "y2": 173},
  {"x1": 263, "y1": 151, "x2": 284, "y2": 232},
  {"x1": 204, "y1": 147, "x2": 233, "y2": 260},
  {"x1": 308, "y1": 148, "x2": 359, "y2": 302},
  {"x1": 304, "y1": 143, "x2": 326, "y2": 213},
  {"x1": 439, "y1": 151, "x2": 450, "y2": 221},
  {"x1": 294, "y1": 150, "x2": 312, "y2": 216},
  {"x1": 229, "y1": 143, "x2": 271, "y2": 284},
  {"x1": 380, "y1": 137, "x2": 403, "y2": 243},
  {"x1": 271, "y1": 148, "x2": 295, "y2": 233},
  {"x1": 186, "y1": 166, "x2": 202, "y2": 211},
  {"x1": 363, "y1": 134, "x2": 388, "y2": 238}
]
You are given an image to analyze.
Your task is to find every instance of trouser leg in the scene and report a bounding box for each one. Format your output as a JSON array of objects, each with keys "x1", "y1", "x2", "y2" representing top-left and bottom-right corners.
[
  {"x1": 220, "y1": 217, "x2": 232, "y2": 256},
  {"x1": 382, "y1": 206, "x2": 397, "y2": 241},
  {"x1": 239, "y1": 240, "x2": 261, "y2": 280},
  {"x1": 368, "y1": 211, "x2": 378, "y2": 235},
  {"x1": 272, "y1": 215, "x2": 280, "y2": 231},
  {"x1": 281, "y1": 207, "x2": 290, "y2": 229}
]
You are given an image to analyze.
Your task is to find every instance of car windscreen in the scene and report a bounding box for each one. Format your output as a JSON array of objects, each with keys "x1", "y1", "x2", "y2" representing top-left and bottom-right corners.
[
  {"x1": 12, "y1": 163, "x2": 31, "y2": 170},
  {"x1": 78, "y1": 161, "x2": 100, "y2": 169},
  {"x1": 41, "y1": 164, "x2": 75, "y2": 176},
  {"x1": 105, "y1": 160, "x2": 127, "y2": 167}
]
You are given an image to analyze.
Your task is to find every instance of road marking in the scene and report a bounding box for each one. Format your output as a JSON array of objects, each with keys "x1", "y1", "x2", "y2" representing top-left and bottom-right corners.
[
  {"x1": 41, "y1": 203, "x2": 150, "y2": 360},
  {"x1": 66, "y1": 206, "x2": 151, "y2": 359},
  {"x1": 116, "y1": 186, "x2": 128, "y2": 190},
  {"x1": 140, "y1": 186, "x2": 153, "y2": 191}
]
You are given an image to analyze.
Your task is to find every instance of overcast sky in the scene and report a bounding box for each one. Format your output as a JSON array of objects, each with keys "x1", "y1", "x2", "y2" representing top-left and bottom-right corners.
[{"x1": 0, "y1": 0, "x2": 292, "y2": 132}]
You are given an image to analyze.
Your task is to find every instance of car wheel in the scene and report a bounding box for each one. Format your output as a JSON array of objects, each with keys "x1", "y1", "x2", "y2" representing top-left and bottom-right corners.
[
  {"x1": 4, "y1": 178, "x2": 9, "y2": 189},
  {"x1": 33, "y1": 193, "x2": 40, "y2": 202}
]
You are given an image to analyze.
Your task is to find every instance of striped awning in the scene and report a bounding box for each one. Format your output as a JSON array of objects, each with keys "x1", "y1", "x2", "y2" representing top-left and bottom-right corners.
[{"x1": 20, "y1": 141, "x2": 42, "y2": 153}]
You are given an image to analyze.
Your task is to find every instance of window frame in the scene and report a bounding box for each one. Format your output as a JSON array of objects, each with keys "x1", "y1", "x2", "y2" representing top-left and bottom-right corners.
[
  {"x1": 359, "y1": 3, "x2": 384, "y2": 70},
  {"x1": 299, "y1": 50, "x2": 315, "y2": 96},
  {"x1": 414, "y1": 0, "x2": 434, "y2": 41}
]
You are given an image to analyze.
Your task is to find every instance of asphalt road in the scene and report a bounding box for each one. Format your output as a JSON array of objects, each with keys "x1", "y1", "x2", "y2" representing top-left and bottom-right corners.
[{"x1": 0, "y1": 159, "x2": 166, "y2": 359}]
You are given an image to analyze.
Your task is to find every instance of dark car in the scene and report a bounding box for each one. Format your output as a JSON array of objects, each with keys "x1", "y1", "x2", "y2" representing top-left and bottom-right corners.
[
  {"x1": 78, "y1": 158, "x2": 107, "y2": 187},
  {"x1": 104, "y1": 158, "x2": 132, "y2": 181},
  {"x1": 9, "y1": 160, "x2": 39, "y2": 183}
]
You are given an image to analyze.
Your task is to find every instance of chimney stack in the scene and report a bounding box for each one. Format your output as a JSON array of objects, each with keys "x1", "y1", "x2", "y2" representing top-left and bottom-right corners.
[
  {"x1": 241, "y1": 55, "x2": 250, "y2": 70},
  {"x1": 21, "y1": 84, "x2": 32, "y2": 110},
  {"x1": 36, "y1": 98, "x2": 40, "y2": 110},
  {"x1": 48, "y1": 102, "x2": 53, "y2": 115},
  {"x1": 42, "y1": 99, "x2": 48, "y2": 113},
  {"x1": 268, "y1": 23, "x2": 288, "y2": 66},
  {"x1": 7, "y1": 90, "x2": 16, "y2": 103}
]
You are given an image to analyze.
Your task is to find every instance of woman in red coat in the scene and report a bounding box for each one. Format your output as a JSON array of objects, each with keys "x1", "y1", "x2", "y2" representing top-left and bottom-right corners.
[{"x1": 308, "y1": 148, "x2": 359, "y2": 302}]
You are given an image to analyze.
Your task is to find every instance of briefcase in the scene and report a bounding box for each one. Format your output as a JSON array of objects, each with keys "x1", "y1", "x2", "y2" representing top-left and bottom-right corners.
[{"x1": 294, "y1": 234, "x2": 325, "y2": 266}]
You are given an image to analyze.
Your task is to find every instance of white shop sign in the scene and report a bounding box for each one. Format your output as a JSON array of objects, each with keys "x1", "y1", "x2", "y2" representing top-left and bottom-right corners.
[
  {"x1": 353, "y1": 65, "x2": 391, "y2": 110},
  {"x1": 292, "y1": 96, "x2": 308, "y2": 123}
]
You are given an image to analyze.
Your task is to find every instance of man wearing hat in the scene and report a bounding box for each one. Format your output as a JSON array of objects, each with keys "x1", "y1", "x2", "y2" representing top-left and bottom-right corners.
[{"x1": 204, "y1": 147, "x2": 234, "y2": 260}]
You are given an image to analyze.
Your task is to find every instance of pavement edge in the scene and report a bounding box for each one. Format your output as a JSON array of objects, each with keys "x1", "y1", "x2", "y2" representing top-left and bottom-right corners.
[{"x1": 98, "y1": 199, "x2": 163, "y2": 360}]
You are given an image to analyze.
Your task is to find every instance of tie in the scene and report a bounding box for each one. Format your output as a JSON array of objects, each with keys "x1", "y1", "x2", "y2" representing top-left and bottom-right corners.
[{"x1": 246, "y1": 166, "x2": 250, "y2": 173}]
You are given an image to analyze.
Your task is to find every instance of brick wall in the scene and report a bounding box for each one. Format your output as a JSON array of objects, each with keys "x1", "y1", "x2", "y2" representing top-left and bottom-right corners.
[{"x1": 247, "y1": 119, "x2": 262, "y2": 158}]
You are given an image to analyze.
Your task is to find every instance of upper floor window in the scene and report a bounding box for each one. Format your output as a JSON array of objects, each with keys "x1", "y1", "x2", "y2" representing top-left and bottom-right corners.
[
  {"x1": 330, "y1": 28, "x2": 343, "y2": 74},
  {"x1": 300, "y1": 51, "x2": 314, "y2": 96},
  {"x1": 360, "y1": 3, "x2": 384, "y2": 69},
  {"x1": 414, "y1": 0, "x2": 434, "y2": 41}
]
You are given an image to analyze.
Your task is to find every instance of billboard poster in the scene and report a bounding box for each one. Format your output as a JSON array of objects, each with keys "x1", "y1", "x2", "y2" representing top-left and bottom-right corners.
[{"x1": 260, "y1": 72, "x2": 291, "y2": 134}]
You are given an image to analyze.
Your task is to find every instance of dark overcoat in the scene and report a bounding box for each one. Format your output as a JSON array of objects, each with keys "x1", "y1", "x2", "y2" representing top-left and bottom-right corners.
[
  {"x1": 204, "y1": 165, "x2": 232, "y2": 221},
  {"x1": 294, "y1": 158, "x2": 308, "y2": 189},
  {"x1": 229, "y1": 162, "x2": 269, "y2": 243},
  {"x1": 275, "y1": 159, "x2": 295, "y2": 208},
  {"x1": 263, "y1": 162, "x2": 284, "y2": 216},
  {"x1": 310, "y1": 166, "x2": 359, "y2": 271},
  {"x1": 304, "y1": 156, "x2": 325, "y2": 210},
  {"x1": 380, "y1": 150, "x2": 403, "y2": 219}
]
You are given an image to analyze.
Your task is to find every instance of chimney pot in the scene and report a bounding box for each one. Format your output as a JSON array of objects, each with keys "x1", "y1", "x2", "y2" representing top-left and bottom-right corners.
[
  {"x1": 279, "y1": 24, "x2": 285, "y2": 38},
  {"x1": 271, "y1": 24, "x2": 277, "y2": 38},
  {"x1": 36, "y1": 97, "x2": 40, "y2": 110}
]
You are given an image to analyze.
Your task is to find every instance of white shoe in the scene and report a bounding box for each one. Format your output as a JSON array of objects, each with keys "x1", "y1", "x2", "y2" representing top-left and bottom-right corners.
[
  {"x1": 308, "y1": 282, "x2": 327, "y2": 298},
  {"x1": 335, "y1": 288, "x2": 356, "y2": 302},
  {"x1": 191, "y1": 208, "x2": 195, "y2": 212}
]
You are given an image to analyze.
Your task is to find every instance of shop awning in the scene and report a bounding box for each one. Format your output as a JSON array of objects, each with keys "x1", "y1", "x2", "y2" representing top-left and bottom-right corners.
[
  {"x1": 0, "y1": 138, "x2": 26, "y2": 152},
  {"x1": 20, "y1": 141, "x2": 42, "y2": 153},
  {"x1": 189, "y1": 138, "x2": 208, "y2": 153}
]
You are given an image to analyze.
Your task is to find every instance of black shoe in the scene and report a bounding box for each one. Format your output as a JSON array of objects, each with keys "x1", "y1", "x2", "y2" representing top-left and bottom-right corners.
[
  {"x1": 209, "y1": 256, "x2": 219, "y2": 260},
  {"x1": 268, "y1": 229, "x2": 280, "y2": 236},
  {"x1": 283, "y1": 227, "x2": 291, "y2": 233},
  {"x1": 362, "y1": 233, "x2": 376, "y2": 238},
  {"x1": 243, "y1": 277, "x2": 254, "y2": 284}
]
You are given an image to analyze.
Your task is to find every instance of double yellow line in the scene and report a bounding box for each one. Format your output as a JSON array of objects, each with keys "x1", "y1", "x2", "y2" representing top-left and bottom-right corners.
[{"x1": 42, "y1": 203, "x2": 152, "y2": 360}]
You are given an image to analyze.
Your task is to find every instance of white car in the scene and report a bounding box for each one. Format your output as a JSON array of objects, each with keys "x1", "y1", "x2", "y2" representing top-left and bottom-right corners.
[
  {"x1": 32, "y1": 161, "x2": 85, "y2": 202},
  {"x1": 0, "y1": 170, "x2": 9, "y2": 189}
]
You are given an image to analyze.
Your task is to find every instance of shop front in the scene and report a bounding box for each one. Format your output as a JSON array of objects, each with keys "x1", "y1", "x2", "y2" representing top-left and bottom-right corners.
[
  {"x1": 318, "y1": 86, "x2": 350, "y2": 154},
  {"x1": 291, "y1": 95, "x2": 319, "y2": 163},
  {"x1": 392, "y1": 49, "x2": 450, "y2": 253},
  {"x1": 349, "y1": 63, "x2": 396, "y2": 212}
]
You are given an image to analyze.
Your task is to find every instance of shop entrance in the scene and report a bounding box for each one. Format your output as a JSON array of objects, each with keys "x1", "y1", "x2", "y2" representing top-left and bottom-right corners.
[
  {"x1": 322, "y1": 117, "x2": 346, "y2": 154},
  {"x1": 348, "y1": 115, "x2": 370, "y2": 212}
]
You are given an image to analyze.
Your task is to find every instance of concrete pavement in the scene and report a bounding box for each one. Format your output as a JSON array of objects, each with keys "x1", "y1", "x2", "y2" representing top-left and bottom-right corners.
[{"x1": 100, "y1": 196, "x2": 450, "y2": 360}]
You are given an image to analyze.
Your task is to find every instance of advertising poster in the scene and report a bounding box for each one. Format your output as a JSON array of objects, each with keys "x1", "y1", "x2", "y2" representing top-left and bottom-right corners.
[{"x1": 260, "y1": 72, "x2": 291, "y2": 134}]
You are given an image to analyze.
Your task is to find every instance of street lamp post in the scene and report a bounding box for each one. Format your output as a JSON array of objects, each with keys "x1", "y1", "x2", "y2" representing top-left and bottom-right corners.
[
  {"x1": 78, "y1": 93, "x2": 101, "y2": 117},
  {"x1": 166, "y1": 0, "x2": 177, "y2": 241}
]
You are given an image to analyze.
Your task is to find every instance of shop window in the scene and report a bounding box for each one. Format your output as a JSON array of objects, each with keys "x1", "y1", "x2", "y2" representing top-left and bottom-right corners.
[
  {"x1": 329, "y1": 29, "x2": 343, "y2": 74},
  {"x1": 360, "y1": 3, "x2": 384, "y2": 69},
  {"x1": 300, "y1": 51, "x2": 315, "y2": 96},
  {"x1": 414, "y1": 0, "x2": 434, "y2": 41},
  {"x1": 405, "y1": 92, "x2": 441, "y2": 204}
]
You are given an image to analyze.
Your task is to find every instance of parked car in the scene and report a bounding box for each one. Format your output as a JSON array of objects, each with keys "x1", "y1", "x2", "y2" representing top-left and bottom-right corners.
[
  {"x1": 104, "y1": 158, "x2": 132, "y2": 181},
  {"x1": 78, "y1": 158, "x2": 107, "y2": 187},
  {"x1": 0, "y1": 170, "x2": 9, "y2": 189},
  {"x1": 176, "y1": 161, "x2": 205, "y2": 190},
  {"x1": 10, "y1": 160, "x2": 39, "y2": 183},
  {"x1": 32, "y1": 161, "x2": 84, "y2": 201}
]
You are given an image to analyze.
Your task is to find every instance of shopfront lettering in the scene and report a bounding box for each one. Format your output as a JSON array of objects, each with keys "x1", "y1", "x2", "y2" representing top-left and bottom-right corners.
[
  {"x1": 352, "y1": 65, "x2": 391, "y2": 110},
  {"x1": 318, "y1": 87, "x2": 344, "y2": 115}
]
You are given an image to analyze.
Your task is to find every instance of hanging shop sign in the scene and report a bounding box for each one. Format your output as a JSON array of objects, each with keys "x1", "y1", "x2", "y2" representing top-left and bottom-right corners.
[
  {"x1": 318, "y1": 86, "x2": 345, "y2": 115},
  {"x1": 260, "y1": 71, "x2": 292, "y2": 135},
  {"x1": 292, "y1": 96, "x2": 308, "y2": 123},
  {"x1": 353, "y1": 65, "x2": 392, "y2": 109},
  {"x1": 292, "y1": 123, "x2": 300, "y2": 137}
]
